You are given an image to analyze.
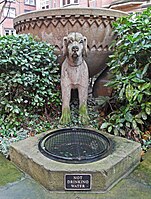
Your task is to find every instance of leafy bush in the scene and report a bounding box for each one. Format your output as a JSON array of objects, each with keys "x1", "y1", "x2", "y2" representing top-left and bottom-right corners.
[
  {"x1": 100, "y1": 8, "x2": 151, "y2": 140},
  {"x1": 0, "y1": 34, "x2": 61, "y2": 136}
]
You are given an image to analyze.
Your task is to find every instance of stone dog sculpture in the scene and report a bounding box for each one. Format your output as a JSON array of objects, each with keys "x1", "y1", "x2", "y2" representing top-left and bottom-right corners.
[{"x1": 60, "y1": 32, "x2": 89, "y2": 124}]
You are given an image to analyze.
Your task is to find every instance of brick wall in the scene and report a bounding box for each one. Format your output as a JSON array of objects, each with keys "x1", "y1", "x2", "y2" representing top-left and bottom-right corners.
[{"x1": 0, "y1": 0, "x2": 36, "y2": 35}]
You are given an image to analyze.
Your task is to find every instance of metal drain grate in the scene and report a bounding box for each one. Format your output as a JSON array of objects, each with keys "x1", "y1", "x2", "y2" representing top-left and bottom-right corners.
[{"x1": 39, "y1": 128, "x2": 113, "y2": 164}]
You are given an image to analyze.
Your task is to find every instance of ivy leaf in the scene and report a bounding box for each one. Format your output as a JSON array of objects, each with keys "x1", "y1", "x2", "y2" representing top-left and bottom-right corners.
[
  {"x1": 126, "y1": 122, "x2": 130, "y2": 128},
  {"x1": 141, "y1": 83, "x2": 151, "y2": 91},
  {"x1": 146, "y1": 107, "x2": 151, "y2": 115},
  {"x1": 135, "y1": 118, "x2": 144, "y2": 124},
  {"x1": 132, "y1": 78, "x2": 145, "y2": 83},
  {"x1": 132, "y1": 120, "x2": 137, "y2": 129},
  {"x1": 126, "y1": 84, "x2": 134, "y2": 102},
  {"x1": 100, "y1": 122, "x2": 110, "y2": 129},
  {"x1": 120, "y1": 129, "x2": 125, "y2": 136},
  {"x1": 137, "y1": 94, "x2": 143, "y2": 103},
  {"x1": 113, "y1": 128, "x2": 119, "y2": 136},
  {"x1": 141, "y1": 112, "x2": 147, "y2": 120},
  {"x1": 108, "y1": 126, "x2": 113, "y2": 133},
  {"x1": 125, "y1": 112, "x2": 133, "y2": 122},
  {"x1": 141, "y1": 63, "x2": 149, "y2": 78},
  {"x1": 119, "y1": 86, "x2": 125, "y2": 99}
]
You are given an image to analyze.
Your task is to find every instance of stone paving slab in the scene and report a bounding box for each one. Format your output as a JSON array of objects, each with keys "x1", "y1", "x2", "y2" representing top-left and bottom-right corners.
[
  {"x1": 1, "y1": 136, "x2": 151, "y2": 199},
  {"x1": 0, "y1": 174, "x2": 151, "y2": 199},
  {"x1": 0, "y1": 176, "x2": 50, "y2": 199}
]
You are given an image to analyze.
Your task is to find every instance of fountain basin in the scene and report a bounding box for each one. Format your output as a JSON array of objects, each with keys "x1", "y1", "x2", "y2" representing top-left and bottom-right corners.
[
  {"x1": 14, "y1": 8, "x2": 128, "y2": 78},
  {"x1": 38, "y1": 128, "x2": 113, "y2": 164},
  {"x1": 10, "y1": 129, "x2": 141, "y2": 192}
]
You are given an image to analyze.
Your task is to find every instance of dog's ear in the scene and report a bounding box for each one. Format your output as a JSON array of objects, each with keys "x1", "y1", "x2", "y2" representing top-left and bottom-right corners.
[
  {"x1": 63, "y1": 36, "x2": 68, "y2": 56},
  {"x1": 83, "y1": 36, "x2": 88, "y2": 57}
]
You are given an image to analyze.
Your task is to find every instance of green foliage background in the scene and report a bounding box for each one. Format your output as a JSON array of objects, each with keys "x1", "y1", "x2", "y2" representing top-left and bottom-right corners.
[
  {"x1": 101, "y1": 8, "x2": 151, "y2": 139},
  {"x1": 0, "y1": 34, "x2": 61, "y2": 136}
]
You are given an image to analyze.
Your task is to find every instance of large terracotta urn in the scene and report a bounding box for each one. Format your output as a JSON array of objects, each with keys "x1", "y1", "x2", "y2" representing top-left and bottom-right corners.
[{"x1": 14, "y1": 8, "x2": 128, "y2": 96}]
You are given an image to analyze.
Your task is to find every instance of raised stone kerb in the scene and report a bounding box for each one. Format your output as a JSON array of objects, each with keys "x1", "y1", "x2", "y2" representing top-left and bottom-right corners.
[{"x1": 10, "y1": 130, "x2": 141, "y2": 192}]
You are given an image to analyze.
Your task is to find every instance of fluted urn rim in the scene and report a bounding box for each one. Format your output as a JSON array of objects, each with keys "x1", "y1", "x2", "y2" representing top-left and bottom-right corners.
[{"x1": 14, "y1": 7, "x2": 128, "y2": 25}]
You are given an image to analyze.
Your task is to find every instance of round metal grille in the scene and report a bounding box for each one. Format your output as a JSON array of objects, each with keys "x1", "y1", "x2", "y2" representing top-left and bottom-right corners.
[{"x1": 39, "y1": 128, "x2": 113, "y2": 164}]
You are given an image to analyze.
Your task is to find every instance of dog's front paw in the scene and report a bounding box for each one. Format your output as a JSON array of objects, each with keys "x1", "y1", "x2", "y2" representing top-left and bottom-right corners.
[
  {"x1": 60, "y1": 108, "x2": 71, "y2": 124},
  {"x1": 79, "y1": 104, "x2": 89, "y2": 125}
]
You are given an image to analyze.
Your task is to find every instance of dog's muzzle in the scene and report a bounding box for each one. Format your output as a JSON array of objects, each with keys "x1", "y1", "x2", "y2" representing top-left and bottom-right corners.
[
  {"x1": 72, "y1": 45, "x2": 79, "y2": 58},
  {"x1": 72, "y1": 46, "x2": 79, "y2": 52}
]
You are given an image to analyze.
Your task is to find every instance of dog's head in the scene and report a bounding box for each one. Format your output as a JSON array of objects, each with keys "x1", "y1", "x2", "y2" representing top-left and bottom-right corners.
[{"x1": 63, "y1": 32, "x2": 87, "y2": 60}]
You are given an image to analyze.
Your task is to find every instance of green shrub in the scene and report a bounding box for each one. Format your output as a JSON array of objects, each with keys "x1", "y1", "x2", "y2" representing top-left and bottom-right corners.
[
  {"x1": 0, "y1": 34, "x2": 61, "y2": 136},
  {"x1": 100, "y1": 8, "x2": 151, "y2": 139}
]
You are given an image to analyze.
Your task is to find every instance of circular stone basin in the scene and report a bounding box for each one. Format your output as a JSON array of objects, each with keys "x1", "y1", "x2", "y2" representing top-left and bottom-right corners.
[{"x1": 39, "y1": 128, "x2": 113, "y2": 164}]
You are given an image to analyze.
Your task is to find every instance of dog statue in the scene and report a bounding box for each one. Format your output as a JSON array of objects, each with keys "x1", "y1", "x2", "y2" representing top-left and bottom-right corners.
[{"x1": 60, "y1": 32, "x2": 89, "y2": 124}]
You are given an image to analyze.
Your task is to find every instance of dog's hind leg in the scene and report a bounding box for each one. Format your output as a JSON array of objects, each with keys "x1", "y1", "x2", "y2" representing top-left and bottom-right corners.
[
  {"x1": 60, "y1": 86, "x2": 71, "y2": 124},
  {"x1": 78, "y1": 86, "x2": 89, "y2": 125}
]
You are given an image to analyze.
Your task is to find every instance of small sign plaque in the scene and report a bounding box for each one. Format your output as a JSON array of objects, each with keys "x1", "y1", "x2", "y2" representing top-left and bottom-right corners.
[{"x1": 64, "y1": 174, "x2": 92, "y2": 191}]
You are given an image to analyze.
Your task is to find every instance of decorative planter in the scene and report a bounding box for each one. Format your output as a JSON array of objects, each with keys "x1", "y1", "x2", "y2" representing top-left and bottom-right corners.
[{"x1": 14, "y1": 8, "x2": 128, "y2": 96}]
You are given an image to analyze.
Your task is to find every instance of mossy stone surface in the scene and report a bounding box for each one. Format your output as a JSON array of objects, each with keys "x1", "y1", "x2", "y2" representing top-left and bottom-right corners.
[
  {"x1": 131, "y1": 148, "x2": 151, "y2": 185},
  {"x1": 0, "y1": 149, "x2": 151, "y2": 199},
  {"x1": 0, "y1": 154, "x2": 23, "y2": 186}
]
